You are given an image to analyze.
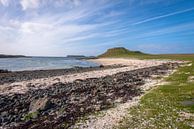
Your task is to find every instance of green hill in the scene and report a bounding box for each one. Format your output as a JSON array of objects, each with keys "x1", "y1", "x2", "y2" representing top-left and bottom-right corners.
[{"x1": 98, "y1": 47, "x2": 147, "y2": 58}]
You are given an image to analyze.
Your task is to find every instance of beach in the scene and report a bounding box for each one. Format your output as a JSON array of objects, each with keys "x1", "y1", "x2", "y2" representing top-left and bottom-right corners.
[
  {"x1": 0, "y1": 58, "x2": 185, "y2": 129},
  {"x1": 1, "y1": 1, "x2": 193, "y2": 128}
]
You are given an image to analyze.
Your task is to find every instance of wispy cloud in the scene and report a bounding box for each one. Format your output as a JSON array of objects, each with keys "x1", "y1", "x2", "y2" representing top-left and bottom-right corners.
[
  {"x1": 133, "y1": 22, "x2": 194, "y2": 39},
  {"x1": 0, "y1": 0, "x2": 10, "y2": 6},
  {"x1": 136, "y1": 43, "x2": 179, "y2": 54},
  {"x1": 0, "y1": 0, "x2": 194, "y2": 55},
  {"x1": 20, "y1": 0, "x2": 40, "y2": 10},
  {"x1": 0, "y1": 0, "x2": 123, "y2": 56},
  {"x1": 132, "y1": 7, "x2": 194, "y2": 25}
]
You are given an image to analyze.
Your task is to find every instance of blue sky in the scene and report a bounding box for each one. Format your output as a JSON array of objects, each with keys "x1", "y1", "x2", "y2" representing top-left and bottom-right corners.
[{"x1": 0, "y1": 0, "x2": 194, "y2": 56}]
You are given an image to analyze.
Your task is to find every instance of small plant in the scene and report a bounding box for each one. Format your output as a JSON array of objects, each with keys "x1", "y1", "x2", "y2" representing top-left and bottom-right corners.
[
  {"x1": 22, "y1": 111, "x2": 39, "y2": 121},
  {"x1": 62, "y1": 122, "x2": 70, "y2": 128}
]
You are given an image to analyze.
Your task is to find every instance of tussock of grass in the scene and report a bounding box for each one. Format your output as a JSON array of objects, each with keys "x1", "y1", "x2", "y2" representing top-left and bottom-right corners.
[{"x1": 22, "y1": 111, "x2": 39, "y2": 121}]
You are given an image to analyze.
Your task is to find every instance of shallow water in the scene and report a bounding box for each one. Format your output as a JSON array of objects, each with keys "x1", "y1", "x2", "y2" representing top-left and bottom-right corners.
[{"x1": 0, "y1": 57, "x2": 99, "y2": 71}]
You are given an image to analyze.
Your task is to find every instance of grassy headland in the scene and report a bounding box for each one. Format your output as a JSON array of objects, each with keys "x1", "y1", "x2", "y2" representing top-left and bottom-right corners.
[
  {"x1": 98, "y1": 47, "x2": 147, "y2": 58},
  {"x1": 98, "y1": 47, "x2": 194, "y2": 61}
]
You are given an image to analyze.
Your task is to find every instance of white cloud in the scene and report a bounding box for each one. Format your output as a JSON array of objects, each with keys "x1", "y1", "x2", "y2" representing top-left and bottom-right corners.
[
  {"x1": 0, "y1": 0, "x2": 10, "y2": 6},
  {"x1": 20, "y1": 22, "x2": 52, "y2": 33},
  {"x1": 20, "y1": 0, "x2": 40, "y2": 10},
  {"x1": 0, "y1": 0, "x2": 123, "y2": 56},
  {"x1": 0, "y1": 15, "x2": 110, "y2": 56}
]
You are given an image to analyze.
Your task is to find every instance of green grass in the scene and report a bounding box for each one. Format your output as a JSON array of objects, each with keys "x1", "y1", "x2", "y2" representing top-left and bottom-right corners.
[
  {"x1": 115, "y1": 54, "x2": 194, "y2": 129},
  {"x1": 22, "y1": 111, "x2": 39, "y2": 121}
]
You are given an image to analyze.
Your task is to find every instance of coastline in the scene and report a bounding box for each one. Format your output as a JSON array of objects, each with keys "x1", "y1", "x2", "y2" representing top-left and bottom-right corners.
[
  {"x1": 0, "y1": 58, "x2": 185, "y2": 128},
  {"x1": 0, "y1": 65, "x2": 122, "y2": 85}
]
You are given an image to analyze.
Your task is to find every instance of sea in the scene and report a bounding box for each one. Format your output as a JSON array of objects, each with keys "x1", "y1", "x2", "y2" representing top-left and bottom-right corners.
[{"x1": 0, "y1": 57, "x2": 99, "y2": 71}]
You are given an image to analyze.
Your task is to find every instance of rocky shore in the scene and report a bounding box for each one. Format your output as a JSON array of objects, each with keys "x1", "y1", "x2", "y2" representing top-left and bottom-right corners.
[
  {"x1": 0, "y1": 62, "x2": 180, "y2": 129},
  {"x1": 0, "y1": 65, "x2": 122, "y2": 85}
]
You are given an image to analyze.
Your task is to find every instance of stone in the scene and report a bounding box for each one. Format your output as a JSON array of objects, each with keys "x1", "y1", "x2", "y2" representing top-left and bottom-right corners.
[
  {"x1": 1, "y1": 111, "x2": 8, "y2": 117},
  {"x1": 99, "y1": 65, "x2": 104, "y2": 68},
  {"x1": 80, "y1": 107, "x2": 84, "y2": 112},
  {"x1": 181, "y1": 99, "x2": 194, "y2": 106},
  {"x1": 94, "y1": 105, "x2": 101, "y2": 111},
  {"x1": 29, "y1": 97, "x2": 52, "y2": 113},
  {"x1": 188, "y1": 76, "x2": 194, "y2": 83}
]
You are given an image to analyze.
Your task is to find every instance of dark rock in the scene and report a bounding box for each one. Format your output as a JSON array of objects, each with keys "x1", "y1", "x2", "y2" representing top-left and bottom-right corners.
[
  {"x1": 0, "y1": 69, "x2": 10, "y2": 73},
  {"x1": 99, "y1": 65, "x2": 104, "y2": 68}
]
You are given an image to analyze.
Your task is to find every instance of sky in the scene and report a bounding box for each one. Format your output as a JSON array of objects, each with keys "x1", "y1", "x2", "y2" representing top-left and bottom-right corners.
[{"x1": 0, "y1": 0, "x2": 194, "y2": 56}]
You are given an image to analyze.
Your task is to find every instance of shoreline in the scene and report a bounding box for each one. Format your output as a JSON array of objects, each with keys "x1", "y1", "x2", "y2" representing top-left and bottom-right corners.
[
  {"x1": 0, "y1": 58, "x2": 185, "y2": 128},
  {"x1": 0, "y1": 65, "x2": 123, "y2": 85},
  {"x1": 0, "y1": 59, "x2": 182, "y2": 95}
]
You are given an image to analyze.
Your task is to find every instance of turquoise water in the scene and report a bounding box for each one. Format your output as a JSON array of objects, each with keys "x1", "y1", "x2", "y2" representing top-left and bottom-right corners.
[{"x1": 0, "y1": 57, "x2": 99, "y2": 71}]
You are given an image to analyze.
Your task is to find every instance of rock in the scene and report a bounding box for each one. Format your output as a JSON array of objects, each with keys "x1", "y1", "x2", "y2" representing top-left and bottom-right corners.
[
  {"x1": 74, "y1": 79, "x2": 84, "y2": 83},
  {"x1": 53, "y1": 78, "x2": 60, "y2": 82},
  {"x1": 94, "y1": 105, "x2": 101, "y2": 111},
  {"x1": 188, "y1": 76, "x2": 194, "y2": 83},
  {"x1": 1, "y1": 111, "x2": 8, "y2": 117},
  {"x1": 29, "y1": 97, "x2": 52, "y2": 113},
  {"x1": 80, "y1": 107, "x2": 84, "y2": 112},
  {"x1": 99, "y1": 65, "x2": 104, "y2": 68},
  {"x1": 181, "y1": 98, "x2": 194, "y2": 106},
  {"x1": 14, "y1": 108, "x2": 18, "y2": 113},
  {"x1": 0, "y1": 69, "x2": 10, "y2": 73}
]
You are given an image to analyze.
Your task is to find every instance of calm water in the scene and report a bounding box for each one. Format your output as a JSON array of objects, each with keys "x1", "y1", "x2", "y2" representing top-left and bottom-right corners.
[{"x1": 0, "y1": 57, "x2": 99, "y2": 71}]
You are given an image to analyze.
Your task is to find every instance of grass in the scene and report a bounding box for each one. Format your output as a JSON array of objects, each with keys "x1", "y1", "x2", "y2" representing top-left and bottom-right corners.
[
  {"x1": 115, "y1": 54, "x2": 194, "y2": 129},
  {"x1": 22, "y1": 111, "x2": 39, "y2": 121}
]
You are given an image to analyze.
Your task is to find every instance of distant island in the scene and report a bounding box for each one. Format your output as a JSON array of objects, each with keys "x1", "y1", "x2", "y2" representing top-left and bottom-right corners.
[
  {"x1": 66, "y1": 55, "x2": 86, "y2": 58},
  {"x1": 66, "y1": 55, "x2": 96, "y2": 59},
  {"x1": 0, "y1": 54, "x2": 26, "y2": 58}
]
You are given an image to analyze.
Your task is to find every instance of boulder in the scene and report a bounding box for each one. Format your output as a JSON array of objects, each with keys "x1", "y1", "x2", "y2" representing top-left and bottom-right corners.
[{"x1": 29, "y1": 97, "x2": 52, "y2": 113}]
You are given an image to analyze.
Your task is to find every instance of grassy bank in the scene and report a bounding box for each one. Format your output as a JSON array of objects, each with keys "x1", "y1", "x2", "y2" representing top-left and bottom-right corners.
[{"x1": 116, "y1": 55, "x2": 194, "y2": 129}]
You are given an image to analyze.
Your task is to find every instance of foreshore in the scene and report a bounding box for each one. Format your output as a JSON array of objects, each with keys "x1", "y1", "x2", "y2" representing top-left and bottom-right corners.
[{"x1": 0, "y1": 58, "x2": 186, "y2": 129}]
